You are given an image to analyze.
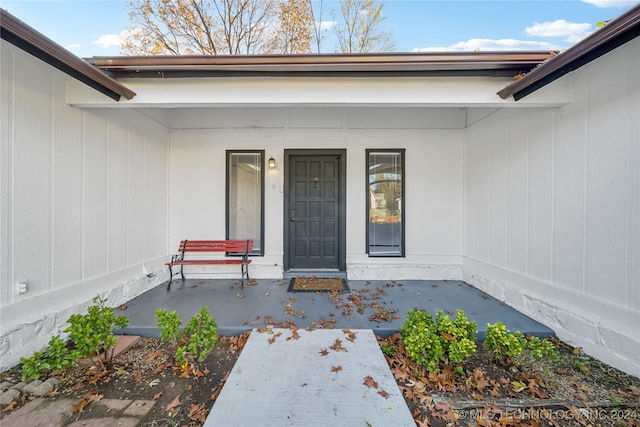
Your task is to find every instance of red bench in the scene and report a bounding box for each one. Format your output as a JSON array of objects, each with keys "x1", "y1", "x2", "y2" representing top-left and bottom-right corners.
[{"x1": 165, "y1": 240, "x2": 253, "y2": 289}]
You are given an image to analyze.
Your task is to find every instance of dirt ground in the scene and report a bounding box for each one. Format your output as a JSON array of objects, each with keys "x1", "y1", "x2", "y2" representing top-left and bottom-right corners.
[
  {"x1": 0, "y1": 333, "x2": 248, "y2": 427},
  {"x1": 377, "y1": 333, "x2": 640, "y2": 426}
]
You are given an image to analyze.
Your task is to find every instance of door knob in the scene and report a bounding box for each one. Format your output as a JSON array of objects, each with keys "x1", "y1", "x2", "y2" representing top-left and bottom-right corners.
[{"x1": 290, "y1": 218, "x2": 295, "y2": 222}]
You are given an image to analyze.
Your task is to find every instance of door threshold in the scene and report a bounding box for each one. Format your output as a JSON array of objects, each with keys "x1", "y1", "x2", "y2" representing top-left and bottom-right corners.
[{"x1": 284, "y1": 270, "x2": 347, "y2": 280}]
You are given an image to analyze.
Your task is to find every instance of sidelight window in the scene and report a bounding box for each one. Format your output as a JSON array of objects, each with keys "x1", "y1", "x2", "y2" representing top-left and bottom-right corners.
[
  {"x1": 366, "y1": 149, "x2": 405, "y2": 256},
  {"x1": 226, "y1": 151, "x2": 264, "y2": 256}
]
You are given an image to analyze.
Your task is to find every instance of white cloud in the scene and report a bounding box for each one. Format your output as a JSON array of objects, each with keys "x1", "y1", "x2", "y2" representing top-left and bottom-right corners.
[
  {"x1": 317, "y1": 20, "x2": 337, "y2": 31},
  {"x1": 92, "y1": 33, "x2": 122, "y2": 49},
  {"x1": 525, "y1": 19, "x2": 592, "y2": 38},
  {"x1": 413, "y1": 38, "x2": 562, "y2": 52},
  {"x1": 581, "y1": 0, "x2": 636, "y2": 7},
  {"x1": 92, "y1": 29, "x2": 140, "y2": 49}
]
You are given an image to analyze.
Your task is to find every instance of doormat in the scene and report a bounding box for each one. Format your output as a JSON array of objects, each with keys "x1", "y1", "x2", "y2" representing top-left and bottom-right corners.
[{"x1": 288, "y1": 277, "x2": 349, "y2": 293}]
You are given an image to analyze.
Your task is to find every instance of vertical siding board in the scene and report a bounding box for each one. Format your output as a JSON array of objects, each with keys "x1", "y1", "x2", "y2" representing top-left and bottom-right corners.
[
  {"x1": 52, "y1": 75, "x2": 83, "y2": 289},
  {"x1": 127, "y1": 128, "x2": 145, "y2": 265},
  {"x1": 584, "y1": 56, "x2": 628, "y2": 306},
  {"x1": 526, "y1": 111, "x2": 553, "y2": 282},
  {"x1": 552, "y1": 73, "x2": 587, "y2": 292},
  {"x1": 626, "y1": 45, "x2": 640, "y2": 312},
  {"x1": 464, "y1": 135, "x2": 477, "y2": 259},
  {"x1": 12, "y1": 55, "x2": 52, "y2": 298},
  {"x1": 107, "y1": 113, "x2": 129, "y2": 271},
  {"x1": 505, "y1": 115, "x2": 528, "y2": 274},
  {"x1": 83, "y1": 113, "x2": 109, "y2": 279},
  {"x1": 143, "y1": 133, "x2": 158, "y2": 260},
  {"x1": 489, "y1": 125, "x2": 507, "y2": 268},
  {"x1": 476, "y1": 128, "x2": 491, "y2": 262},
  {"x1": 0, "y1": 45, "x2": 14, "y2": 305}
]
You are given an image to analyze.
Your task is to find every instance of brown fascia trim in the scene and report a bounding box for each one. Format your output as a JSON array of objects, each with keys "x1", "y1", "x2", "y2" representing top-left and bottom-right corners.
[
  {"x1": 0, "y1": 9, "x2": 135, "y2": 101},
  {"x1": 90, "y1": 52, "x2": 555, "y2": 78},
  {"x1": 498, "y1": 3, "x2": 640, "y2": 101}
]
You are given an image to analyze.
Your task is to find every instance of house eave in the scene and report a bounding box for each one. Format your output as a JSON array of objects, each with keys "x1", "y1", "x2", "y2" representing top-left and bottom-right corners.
[
  {"x1": 498, "y1": 3, "x2": 640, "y2": 101},
  {"x1": 90, "y1": 52, "x2": 554, "y2": 78},
  {"x1": 0, "y1": 9, "x2": 136, "y2": 101}
]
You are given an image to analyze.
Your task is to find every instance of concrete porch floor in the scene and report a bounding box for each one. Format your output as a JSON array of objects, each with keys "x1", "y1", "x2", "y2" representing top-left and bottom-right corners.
[{"x1": 116, "y1": 278, "x2": 554, "y2": 339}]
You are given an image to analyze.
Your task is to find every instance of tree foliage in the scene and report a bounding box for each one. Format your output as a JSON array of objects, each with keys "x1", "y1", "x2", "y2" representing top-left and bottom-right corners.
[
  {"x1": 333, "y1": 0, "x2": 394, "y2": 53},
  {"x1": 124, "y1": 0, "x2": 280, "y2": 55},
  {"x1": 124, "y1": 0, "x2": 393, "y2": 55},
  {"x1": 276, "y1": 0, "x2": 314, "y2": 54}
]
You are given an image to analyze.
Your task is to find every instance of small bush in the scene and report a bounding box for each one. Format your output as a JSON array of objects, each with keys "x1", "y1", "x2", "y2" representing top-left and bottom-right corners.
[
  {"x1": 156, "y1": 307, "x2": 218, "y2": 364},
  {"x1": 399, "y1": 309, "x2": 477, "y2": 373},
  {"x1": 485, "y1": 322, "x2": 558, "y2": 365},
  {"x1": 65, "y1": 296, "x2": 130, "y2": 369}
]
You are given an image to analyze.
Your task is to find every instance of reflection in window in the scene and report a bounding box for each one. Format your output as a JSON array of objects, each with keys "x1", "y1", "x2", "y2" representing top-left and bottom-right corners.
[
  {"x1": 367, "y1": 150, "x2": 404, "y2": 256},
  {"x1": 227, "y1": 151, "x2": 264, "y2": 255}
]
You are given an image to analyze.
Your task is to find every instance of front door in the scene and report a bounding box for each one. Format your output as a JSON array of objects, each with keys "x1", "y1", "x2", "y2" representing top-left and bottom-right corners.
[{"x1": 284, "y1": 150, "x2": 346, "y2": 271}]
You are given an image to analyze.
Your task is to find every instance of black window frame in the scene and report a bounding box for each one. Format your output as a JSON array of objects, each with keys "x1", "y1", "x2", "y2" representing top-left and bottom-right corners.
[
  {"x1": 225, "y1": 150, "x2": 265, "y2": 256},
  {"x1": 366, "y1": 149, "x2": 405, "y2": 257}
]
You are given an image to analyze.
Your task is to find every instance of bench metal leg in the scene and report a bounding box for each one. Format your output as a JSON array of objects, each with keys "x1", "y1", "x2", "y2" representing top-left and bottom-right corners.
[
  {"x1": 240, "y1": 263, "x2": 250, "y2": 288},
  {"x1": 167, "y1": 266, "x2": 173, "y2": 290},
  {"x1": 180, "y1": 264, "x2": 185, "y2": 282}
]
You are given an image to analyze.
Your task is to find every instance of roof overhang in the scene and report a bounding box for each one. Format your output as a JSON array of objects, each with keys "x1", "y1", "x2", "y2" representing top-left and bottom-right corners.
[
  {"x1": 498, "y1": 3, "x2": 640, "y2": 101},
  {"x1": 90, "y1": 52, "x2": 554, "y2": 79},
  {"x1": 0, "y1": 9, "x2": 135, "y2": 101}
]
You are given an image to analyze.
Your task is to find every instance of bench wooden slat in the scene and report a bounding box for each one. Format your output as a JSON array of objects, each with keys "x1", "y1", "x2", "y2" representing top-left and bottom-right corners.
[{"x1": 166, "y1": 239, "x2": 253, "y2": 289}]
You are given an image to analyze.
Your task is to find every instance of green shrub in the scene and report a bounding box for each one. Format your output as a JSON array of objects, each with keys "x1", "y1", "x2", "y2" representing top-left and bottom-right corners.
[
  {"x1": 156, "y1": 307, "x2": 218, "y2": 364},
  {"x1": 484, "y1": 322, "x2": 525, "y2": 364},
  {"x1": 526, "y1": 335, "x2": 558, "y2": 361},
  {"x1": 155, "y1": 309, "x2": 182, "y2": 346},
  {"x1": 485, "y1": 322, "x2": 558, "y2": 365},
  {"x1": 65, "y1": 296, "x2": 130, "y2": 369},
  {"x1": 399, "y1": 309, "x2": 477, "y2": 373}
]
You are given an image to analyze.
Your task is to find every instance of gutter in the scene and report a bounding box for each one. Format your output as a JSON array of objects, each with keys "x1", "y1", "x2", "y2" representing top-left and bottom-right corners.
[
  {"x1": 1, "y1": 9, "x2": 136, "y2": 101},
  {"x1": 498, "y1": 3, "x2": 640, "y2": 101}
]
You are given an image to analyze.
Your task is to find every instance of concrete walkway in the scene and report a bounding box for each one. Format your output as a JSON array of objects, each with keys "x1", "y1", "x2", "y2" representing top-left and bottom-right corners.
[{"x1": 206, "y1": 328, "x2": 415, "y2": 427}]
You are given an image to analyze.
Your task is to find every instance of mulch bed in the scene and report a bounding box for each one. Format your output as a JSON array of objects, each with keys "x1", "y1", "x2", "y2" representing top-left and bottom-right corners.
[{"x1": 288, "y1": 276, "x2": 349, "y2": 292}]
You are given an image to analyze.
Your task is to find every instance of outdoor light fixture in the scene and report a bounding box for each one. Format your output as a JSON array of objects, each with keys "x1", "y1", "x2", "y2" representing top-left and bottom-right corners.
[{"x1": 268, "y1": 157, "x2": 276, "y2": 169}]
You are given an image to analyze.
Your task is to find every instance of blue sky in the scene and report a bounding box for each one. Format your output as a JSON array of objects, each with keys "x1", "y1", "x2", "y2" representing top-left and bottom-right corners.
[{"x1": 2, "y1": 0, "x2": 638, "y2": 57}]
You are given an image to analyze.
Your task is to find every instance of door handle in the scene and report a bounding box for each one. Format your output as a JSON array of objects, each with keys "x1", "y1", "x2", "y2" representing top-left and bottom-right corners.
[{"x1": 290, "y1": 218, "x2": 295, "y2": 222}]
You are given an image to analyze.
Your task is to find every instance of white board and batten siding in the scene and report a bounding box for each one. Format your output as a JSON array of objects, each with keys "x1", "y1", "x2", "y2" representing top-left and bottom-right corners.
[
  {"x1": 0, "y1": 40, "x2": 170, "y2": 370},
  {"x1": 169, "y1": 107, "x2": 466, "y2": 281},
  {"x1": 464, "y1": 38, "x2": 640, "y2": 376}
]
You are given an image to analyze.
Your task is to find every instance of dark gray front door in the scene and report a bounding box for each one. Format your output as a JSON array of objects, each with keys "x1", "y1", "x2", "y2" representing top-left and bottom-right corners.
[{"x1": 284, "y1": 151, "x2": 346, "y2": 271}]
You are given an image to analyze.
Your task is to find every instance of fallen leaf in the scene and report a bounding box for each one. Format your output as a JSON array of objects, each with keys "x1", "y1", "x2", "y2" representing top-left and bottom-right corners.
[
  {"x1": 189, "y1": 403, "x2": 208, "y2": 423},
  {"x1": 185, "y1": 384, "x2": 193, "y2": 391},
  {"x1": 135, "y1": 373, "x2": 143, "y2": 382},
  {"x1": 442, "y1": 332, "x2": 456, "y2": 341},
  {"x1": 319, "y1": 348, "x2": 329, "y2": 356},
  {"x1": 363, "y1": 376, "x2": 378, "y2": 389},
  {"x1": 118, "y1": 304, "x2": 127, "y2": 310},
  {"x1": 331, "y1": 365, "x2": 342, "y2": 373},
  {"x1": 378, "y1": 389, "x2": 391, "y2": 399},
  {"x1": 1, "y1": 401, "x2": 17, "y2": 412},
  {"x1": 471, "y1": 391, "x2": 483, "y2": 401},
  {"x1": 72, "y1": 399, "x2": 89, "y2": 414},
  {"x1": 166, "y1": 395, "x2": 181, "y2": 412},
  {"x1": 153, "y1": 391, "x2": 163, "y2": 400}
]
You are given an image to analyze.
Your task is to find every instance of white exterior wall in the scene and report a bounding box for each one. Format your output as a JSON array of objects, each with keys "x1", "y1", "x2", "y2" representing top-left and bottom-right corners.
[
  {"x1": 0, "y1": 41, "x2": 170, "y2": 370},
  {"x1": 169, "y1": 108, "x2": 464, "y2": 280},
  {"x1": 464, "y1": 39, "x2": 640, "y2": 376}
]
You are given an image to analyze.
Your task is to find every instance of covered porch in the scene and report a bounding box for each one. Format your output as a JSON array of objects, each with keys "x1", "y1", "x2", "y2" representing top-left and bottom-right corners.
[{"x1": 116, "y1": 278, "x2": 554, "y2": 339}]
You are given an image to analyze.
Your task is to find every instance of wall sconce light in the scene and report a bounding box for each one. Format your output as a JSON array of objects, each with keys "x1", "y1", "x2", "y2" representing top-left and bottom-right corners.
[{"x1": 268, "y1": 157, "x2": 276, "y2": 169}]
